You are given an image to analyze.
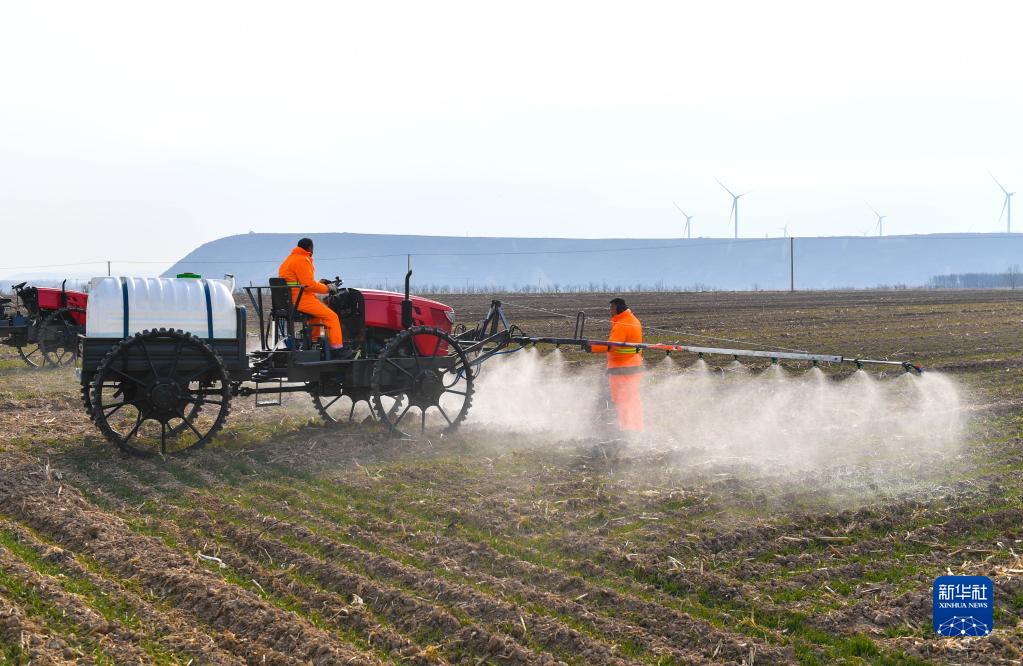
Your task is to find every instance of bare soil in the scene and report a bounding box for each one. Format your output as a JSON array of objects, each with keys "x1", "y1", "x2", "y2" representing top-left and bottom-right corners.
[{"x1": 1, "y1": 289, "x2": 1022, "y2": 664}]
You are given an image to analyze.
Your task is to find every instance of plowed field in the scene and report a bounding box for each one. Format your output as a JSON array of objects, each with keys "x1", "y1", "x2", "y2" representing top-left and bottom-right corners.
[{"x1": 2, "y1": 290, "x2": 1022, "y2": 665}]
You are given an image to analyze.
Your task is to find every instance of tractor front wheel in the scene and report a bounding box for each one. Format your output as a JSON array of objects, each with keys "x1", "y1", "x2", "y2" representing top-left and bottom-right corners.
[
  {"x1": 38, "y1": 308, "x2": 81, "y2": 368},
  {"x1": 370, "y1": 326, "x2": 474, "y2": 438}
]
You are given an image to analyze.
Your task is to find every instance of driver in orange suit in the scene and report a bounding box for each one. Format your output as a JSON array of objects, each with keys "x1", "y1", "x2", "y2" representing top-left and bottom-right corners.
[
  {"x1": 588, "y1": 298, "x2": 644, "y2": 432},
  {"x1": 278, "y1": 238, "x2": 351, "y2": 358}
]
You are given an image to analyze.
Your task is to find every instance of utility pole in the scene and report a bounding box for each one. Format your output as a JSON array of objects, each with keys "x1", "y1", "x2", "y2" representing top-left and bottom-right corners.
[{"x1": 789, "y1": 237, "x2": 795, "y2": 292}]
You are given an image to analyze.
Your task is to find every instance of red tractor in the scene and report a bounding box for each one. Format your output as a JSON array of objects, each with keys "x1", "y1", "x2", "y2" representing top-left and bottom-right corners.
[
  {"x1": 77, "y1": 272, "x2": 472, "y2": 455},
  {"x1": 1, "y1": 281, "x2": 87, "y2": 368}
]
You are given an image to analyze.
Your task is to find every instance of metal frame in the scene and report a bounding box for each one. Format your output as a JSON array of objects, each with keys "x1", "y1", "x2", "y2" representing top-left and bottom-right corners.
[{"x1": 457, "y1": 300, "x2": 923, "y2": 374}]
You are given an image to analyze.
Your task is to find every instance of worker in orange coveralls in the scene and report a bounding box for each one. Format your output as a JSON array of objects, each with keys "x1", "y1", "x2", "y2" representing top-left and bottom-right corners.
[
  {"x1": 588, "y1": 298, "x2": 644, "y2": 432},
  {"x1": 278, "y1": 238, "x2": 353, "y2": 359}
]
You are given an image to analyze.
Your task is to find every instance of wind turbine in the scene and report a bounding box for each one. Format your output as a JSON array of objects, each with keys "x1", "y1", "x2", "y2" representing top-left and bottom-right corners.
[
  {"x1": 672, "y1": 201, "x2": 693, "y2": 239},
  {"x1": 715, "y1": 178, "x2": 748, "y2": 239},
  {"x1": 991, "y1": 173, "x2": 1014, "y2": 233},
  {"x1": 866, "y1": 202, "x2": 886, "y2": 236}
]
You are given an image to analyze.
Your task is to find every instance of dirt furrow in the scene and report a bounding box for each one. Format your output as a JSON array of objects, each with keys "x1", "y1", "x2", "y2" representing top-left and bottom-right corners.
[
  {"x1": 883, "y1": 633, "x2": 1023, "y2": 665},
  {"x1": 0, "y1": 467, "x2": 381, "y2": 666},
  {"x1": 390, "y1": 528, "x2": 778, "y2": 663},
  {"x1": 244, "y1": 477, "x2": 793, "y2": 662},
  {"x1": 0, "y1": 591, "x2": 72, "y2": 665},
  {"x1": 209, "y1": 505, "x2": 640, "y2": 665},
  {"x1": 190, "y1": 508, "x2": 560, "y2": 665},
  {"x1": 234, "y1": 484, "x2": 774, "y2": 665},
  {"x1": 0, "y1": 542, "x2": 151, "y2": 662},
  {"x1": 62, "y1": 452, "x2": 452, "y2": 663},
  {"x1": 56, "y1": 458, "x2": 433, "y2": 662},
  {"x1": 1, "y1": 517, "x2": 247, "y2": 665},
  {"x1": 722, "y1": 504, "x2": 1023, "y2": 593},
  {"x1": 60, "y1": 460, "x2": 537, "y2": 665},
  {"x1": 155, "y1": 506, "x2": 449, "y2": 665},
  {"x1": 220, "y1": 497, "x2": 704, "y2": 664},
  {"x1": 70, "y1": 464, "x2": 613, "y2": 666}
]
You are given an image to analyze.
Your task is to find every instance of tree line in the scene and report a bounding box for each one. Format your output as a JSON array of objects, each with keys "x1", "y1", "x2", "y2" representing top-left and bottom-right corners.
[{"x1": 928, "y1": 266, "x2": 1022, "y2": 289}]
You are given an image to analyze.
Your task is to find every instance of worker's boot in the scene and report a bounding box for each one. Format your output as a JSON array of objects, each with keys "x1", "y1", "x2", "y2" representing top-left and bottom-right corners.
[{"x1": 331, "y1": 346, "x2": 356, "y2": 361}]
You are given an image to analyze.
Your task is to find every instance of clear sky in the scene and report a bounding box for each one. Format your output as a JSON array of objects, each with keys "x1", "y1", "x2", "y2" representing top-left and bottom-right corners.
[{"x1": 1, "y1": 1, "x2": 1020, "y2": 277}]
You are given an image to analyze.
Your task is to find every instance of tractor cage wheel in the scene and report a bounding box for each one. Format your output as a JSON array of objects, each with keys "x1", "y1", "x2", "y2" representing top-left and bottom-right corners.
[
  {"x1": 370, "y1": 325, "x2": 475, "y2": 438},
  {"x1": 39, "y1": 307, "x2": 83, "y2": 368}
]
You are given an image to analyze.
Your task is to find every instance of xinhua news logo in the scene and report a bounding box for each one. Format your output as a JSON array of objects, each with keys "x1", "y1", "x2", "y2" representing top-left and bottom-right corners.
[{"x1": 933, "y1": 575, "x2": 993, "y2": 637}]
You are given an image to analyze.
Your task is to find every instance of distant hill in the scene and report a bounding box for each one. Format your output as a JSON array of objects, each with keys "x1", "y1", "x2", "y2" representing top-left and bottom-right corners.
[{"x1": 161, "y1": 232, "x2": 1023, "y2": 292}]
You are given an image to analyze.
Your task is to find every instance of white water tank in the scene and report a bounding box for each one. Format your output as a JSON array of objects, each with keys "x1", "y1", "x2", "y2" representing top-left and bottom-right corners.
[{"x1": 86, "y1": 277, "x2": 239, "y2": 340}]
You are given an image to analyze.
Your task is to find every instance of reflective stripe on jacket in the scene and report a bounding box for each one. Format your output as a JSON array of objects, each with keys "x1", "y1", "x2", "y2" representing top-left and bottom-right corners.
[{"x1": 590, "y1": 308, "x2": 643, "y2": 369}]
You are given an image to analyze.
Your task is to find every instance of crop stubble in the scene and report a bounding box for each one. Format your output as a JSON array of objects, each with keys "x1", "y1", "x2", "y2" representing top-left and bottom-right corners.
[{"x1": 1, "y1": 290, "x2": 1022, "y2": 664}]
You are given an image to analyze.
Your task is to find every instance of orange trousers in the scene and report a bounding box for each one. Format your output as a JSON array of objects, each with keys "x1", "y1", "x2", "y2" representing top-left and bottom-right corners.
[
  {"x1": 608, "y1": 373, "x2": 644, "y2": 432},
  {"x1": 297, "y1": 298, "x2": 343, "y2": 348}
]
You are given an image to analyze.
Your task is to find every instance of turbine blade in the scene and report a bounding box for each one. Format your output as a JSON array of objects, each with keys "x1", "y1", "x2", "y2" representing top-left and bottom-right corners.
[
  {"x1": 1000, "y1": 197, "x2": 1009, "y2": 221},
  {"x1": 672, "y1": 201, "x2": 689, "y2": 218},
  {"x1": 715, "y1": 177, "x2": 736, "y2": 197},
  {"x1": 991, "y1": 171, "x2": 1010, "y2": 194}
]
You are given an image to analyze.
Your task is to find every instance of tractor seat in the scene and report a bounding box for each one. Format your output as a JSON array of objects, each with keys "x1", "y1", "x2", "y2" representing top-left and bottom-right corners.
[{"x1": 268, "y1": 278, "x2": 311, "y2": 322}]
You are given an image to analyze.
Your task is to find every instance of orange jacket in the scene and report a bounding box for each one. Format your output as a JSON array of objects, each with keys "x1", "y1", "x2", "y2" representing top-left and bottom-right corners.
[
  {"x1": 278, "y1": 247, "x2": 327, "y2": 307},
  {"x1": 591, "y1": 308, "x2": 643, "y2": 369}
]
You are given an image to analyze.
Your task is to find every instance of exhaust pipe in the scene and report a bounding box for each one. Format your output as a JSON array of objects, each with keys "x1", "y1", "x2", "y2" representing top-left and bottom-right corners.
[{"x1": 401, "y1": 268, "x2": 413, "y2": 329}]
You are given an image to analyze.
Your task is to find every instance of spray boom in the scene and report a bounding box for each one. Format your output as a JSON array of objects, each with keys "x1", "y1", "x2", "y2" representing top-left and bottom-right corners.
[
  {"x1": 510, "y1": 336, "x2": 922, "y2": 374},
  {"x1": 455, "y1": 301, "x2": 922, "y2": 375}
]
